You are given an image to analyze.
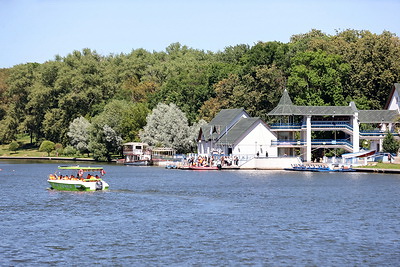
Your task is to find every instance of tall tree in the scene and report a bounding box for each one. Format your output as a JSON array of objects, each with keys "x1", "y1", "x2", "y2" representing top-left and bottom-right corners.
[
  {"x1": 67, "y1": 116, "x2": 91, "y2": 155},
  {"x1": 139, "y1": 103, "x2": 193, "y2": 153},
  {"x1": 288, "y1": 50, "x2": 350, "y2": 106}
]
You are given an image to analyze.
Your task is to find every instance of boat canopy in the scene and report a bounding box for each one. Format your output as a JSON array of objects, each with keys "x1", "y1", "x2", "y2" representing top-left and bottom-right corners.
[{"x1": 58, "y1": 166, "x2": 104, "y2": 172}]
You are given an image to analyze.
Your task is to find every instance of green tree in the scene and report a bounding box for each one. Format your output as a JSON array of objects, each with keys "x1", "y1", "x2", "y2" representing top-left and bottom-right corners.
[
  {"x1": 8, "y1": 141, "x2": 19, "y2": 152},
  {"x1": 39, "y1": 140, "x2": 55, "y2": 156},
  {"x1": 335, "y1": 30, "x2": 400, "y2": 109},
  {"x1": 288, "y1": 50, "x2": 350, "y2": 106},
  {"x1": 88, "y1": 124, "x2": 122, "y2": 161},
  {"x1": 382, "y1": 131, "x2": 400, "y2": 154}
]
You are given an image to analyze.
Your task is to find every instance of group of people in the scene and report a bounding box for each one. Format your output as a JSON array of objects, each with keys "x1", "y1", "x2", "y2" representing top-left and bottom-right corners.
[
  {"x1": 186, "y1": 155, "x2": 239, "y2": 167},
  {"x1": 48, "y1": 174, "x2": 100, "y2": 181}
]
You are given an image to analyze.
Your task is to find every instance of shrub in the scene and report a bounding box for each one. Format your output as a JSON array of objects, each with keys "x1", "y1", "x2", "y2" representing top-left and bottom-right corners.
[
  {"x1": 39, "y1": 140, "x2": 55, "y2": 156},
  {"x1": 64, "y1": 145, "x2": 77, "y2": 156},
  {"x1": 55, "y1": 143, "x2": 63, "y2": 156},
  {"x1": 8, "y1": 141, "x2": 19, "y2": 152}
]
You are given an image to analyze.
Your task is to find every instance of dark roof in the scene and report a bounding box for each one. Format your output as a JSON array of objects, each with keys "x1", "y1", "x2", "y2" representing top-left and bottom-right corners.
[
  {"x1": 201, "y1": 108, "x2": 249, "y2": 140},
  {"x1": 216, "y1": 117, "x2": 261, "y2": 145},
  {"x1": 277, "y1": 89, "x2": 293, "y2": 106},
  {"x1": 268, "y1": 89, "x2": 400, "y2": 118},
  {"x1": 268, "y1": 89, "x2": 298, "y2": 116},
  {"x1": 268, "y1": 89, "x2": 355, "y2": 116},
  {"x1": 294, "y1": 105, "x2": 355, "y2": 116},
  {"x1": 358, "y1": 110, "x2": 399, "y2": 123},
  {"x1": 208, "y1": 108, "x2": 248, "y2": 126}
]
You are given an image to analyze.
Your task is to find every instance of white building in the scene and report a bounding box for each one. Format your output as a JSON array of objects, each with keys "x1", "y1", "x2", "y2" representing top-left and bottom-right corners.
[{"x1": 197, "y1": 108, "x2": 277, "y2": 158}]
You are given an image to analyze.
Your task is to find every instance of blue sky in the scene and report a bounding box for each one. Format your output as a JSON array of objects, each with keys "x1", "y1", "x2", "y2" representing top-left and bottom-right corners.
[{"x1": 1, "y1": 0, "x2": 399, "y2": 68}]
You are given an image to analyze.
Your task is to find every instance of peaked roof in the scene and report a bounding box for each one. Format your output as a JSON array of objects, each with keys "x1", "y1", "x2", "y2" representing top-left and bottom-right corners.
[
  {"x1": 385, "y1": 83, "x2": 400, "y2": 109},
  {"x1": 208, "y1": 108, "x2": 248, "y2": 126},
  {"x1": 277, "y1": 89, "x2": 293, "y2": 106},
  {"x1": 268, "y1": 89, "x2": 298, "y2": 115},
  {"x1": 268, "y1": 89, "x2": 356, "y2": 116},
  {"x1": 216, "y1": 117, "x2": 261, "y2": 145},
  {"x1": 200, "y1": 108, "x2": 249, "y2": 140}
]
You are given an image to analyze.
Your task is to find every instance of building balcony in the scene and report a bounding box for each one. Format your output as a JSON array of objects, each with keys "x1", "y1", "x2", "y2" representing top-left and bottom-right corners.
[
  {"x1": 271, "y1": 139, "x2": 353, "y2": 148},
  {"x1": 269, "y1": 121, "x2": 353, "y2": 132}
]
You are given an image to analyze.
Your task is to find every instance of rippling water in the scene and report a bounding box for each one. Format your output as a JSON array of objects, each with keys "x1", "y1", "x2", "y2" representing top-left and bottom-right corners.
[{"x1": 1, "y1": 160, "x2": 400, "y2": 266}]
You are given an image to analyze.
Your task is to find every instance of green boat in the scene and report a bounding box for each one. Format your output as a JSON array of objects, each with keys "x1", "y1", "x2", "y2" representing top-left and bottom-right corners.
[{"x1": 47, "y1": 166, "x2": 109, "y2": 191}]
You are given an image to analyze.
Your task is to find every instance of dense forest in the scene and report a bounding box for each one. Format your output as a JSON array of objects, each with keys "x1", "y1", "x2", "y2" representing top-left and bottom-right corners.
[{"x1": 0, "y1": 29, "x2": 399, "y2": 159}]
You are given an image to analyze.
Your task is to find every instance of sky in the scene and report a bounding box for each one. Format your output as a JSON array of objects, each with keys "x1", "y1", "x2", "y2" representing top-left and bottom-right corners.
[{"x1": 1, "y1": 0, "x2": 399, "y2": 68}]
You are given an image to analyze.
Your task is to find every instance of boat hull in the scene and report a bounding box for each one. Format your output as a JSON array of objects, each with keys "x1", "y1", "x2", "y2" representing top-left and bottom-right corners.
[
  {"x1": 284, "y1": 167, "x2": 356, "y2": 172},
  {"x1": 48, "y1": 179, "x2": 109, "y2": 191},
  {"x1": 186, "y1": 165, "x2": 222, "y2": 170},
  {"x1": 124, "y1": 160, "x2": 152, "y2": 166}
]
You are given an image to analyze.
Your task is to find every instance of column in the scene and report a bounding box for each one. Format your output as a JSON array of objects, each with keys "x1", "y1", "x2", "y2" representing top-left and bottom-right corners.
[
  {"x1": 352, "y1": 113, "x2": 360, "y2": 152},
  {"x1": 306, "y1": 115, "x2": 312, "y2": 162}
]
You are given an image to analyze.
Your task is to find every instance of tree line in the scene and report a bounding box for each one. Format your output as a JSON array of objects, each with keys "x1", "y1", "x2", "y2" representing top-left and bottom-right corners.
[{"x1": 0, "y1": 29, "x2": 399, "y2": 160}]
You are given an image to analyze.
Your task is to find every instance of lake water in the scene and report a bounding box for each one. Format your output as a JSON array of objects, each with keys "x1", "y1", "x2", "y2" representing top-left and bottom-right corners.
[{"x1": 1, "y1": 160, "x2": 400, "y2": 266}]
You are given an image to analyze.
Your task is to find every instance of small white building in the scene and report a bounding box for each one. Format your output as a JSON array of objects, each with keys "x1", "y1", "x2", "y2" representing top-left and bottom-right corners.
[{"x1": 197, "y1": 108, "x2": 278, "y2": 158}]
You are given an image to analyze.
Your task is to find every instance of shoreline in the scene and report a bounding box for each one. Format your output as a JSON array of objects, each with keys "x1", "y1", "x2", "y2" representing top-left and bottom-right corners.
[
  {"x1": 2, "y1": 156, "x2": 400, "y2": 173},
  {"x1": 0, "y1": 156, "x2": 97, "y2": 162}
]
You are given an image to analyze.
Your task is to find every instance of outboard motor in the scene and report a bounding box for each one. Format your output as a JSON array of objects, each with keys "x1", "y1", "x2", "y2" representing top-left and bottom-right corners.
[
  {"x1": 95, "y1": 181, "x2": 103, "y2": 190},
  {"x1": 217, "y1": 164, "x2": 222, "y2": 170}
]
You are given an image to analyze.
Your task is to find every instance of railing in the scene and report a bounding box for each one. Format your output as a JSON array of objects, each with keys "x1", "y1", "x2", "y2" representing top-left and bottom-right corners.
[
  {"x1": 269, "y1": 123, "x2": 302, "y2": 130},
  {"x1": 269, "y1": 121, "x2": 400, "y2": 139},
  {"x1": 310, "y1": 121, "x2": 353, "y2": 131},
  {"x1": 360, "y1": 131, "x2": 399, "y2": 136},
  {"x1": 271, "y1": 139, "x2": 353, "y2": 148},
  {"x1": 269, "y1": 121, "x2": 353, "y2": 131}
]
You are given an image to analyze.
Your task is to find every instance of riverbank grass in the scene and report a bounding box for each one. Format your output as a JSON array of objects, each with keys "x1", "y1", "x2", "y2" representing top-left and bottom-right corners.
[
  {"x1": 0, "y1": 135, "x2": 89, "y2": 158},
  {"x1": 358, "y1": 162, "x2": 400, "y2": 169}
]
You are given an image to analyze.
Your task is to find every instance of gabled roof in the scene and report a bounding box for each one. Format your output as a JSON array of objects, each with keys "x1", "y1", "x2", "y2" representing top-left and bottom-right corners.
[
  {"x1": 385, "y1": 83, "x2": 400, "y2": 109},
  {"x1": 358, "y1": 110, "x2": 399, "y2": 123},
  {"x1": 200, "y1": 108, "x2": 249, "y2": 140},
  {"x1": 208, "y1": 108, "x2": 248, "y2": 126},
  {"x1": 215, "y1": 117, "x2": 261, "y2": 145}
]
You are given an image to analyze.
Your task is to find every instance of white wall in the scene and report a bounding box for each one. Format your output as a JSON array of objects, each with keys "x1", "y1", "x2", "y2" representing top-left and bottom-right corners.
[
  {"x1": 240, "y1": 157, "x2": 302, "y2": 169},
  {"x1": 387, "y1": 89, "x2": 400, "y2": 111},
  {"x1": 232, "y1": 122, "x2": 277, "y2": 157}
]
